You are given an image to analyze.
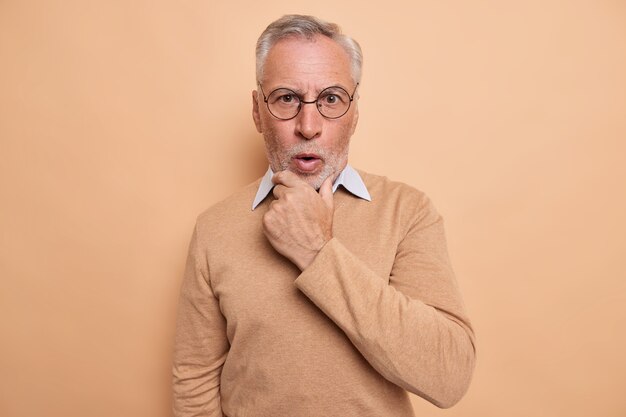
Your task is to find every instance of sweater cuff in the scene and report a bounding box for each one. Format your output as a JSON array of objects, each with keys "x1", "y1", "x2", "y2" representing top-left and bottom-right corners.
[{"x1": 294, "y1": 237, "x2": 362, "y2": 307}]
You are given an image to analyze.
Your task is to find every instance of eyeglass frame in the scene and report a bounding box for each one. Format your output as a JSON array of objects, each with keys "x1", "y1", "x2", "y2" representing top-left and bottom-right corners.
[{"x1": 258, "y1": 83, "x2": 360, "y2": 120}]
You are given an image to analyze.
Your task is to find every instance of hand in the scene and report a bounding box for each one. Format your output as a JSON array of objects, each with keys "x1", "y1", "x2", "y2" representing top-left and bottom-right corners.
[{"x1": 262, "y1": 170, "x2": 335, "y2": 271}]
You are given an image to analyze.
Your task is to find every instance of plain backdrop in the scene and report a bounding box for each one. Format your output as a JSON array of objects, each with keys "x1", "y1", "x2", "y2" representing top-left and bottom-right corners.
[{"x1": 1, "y1": 1, "x2": 625, "y2": 416}]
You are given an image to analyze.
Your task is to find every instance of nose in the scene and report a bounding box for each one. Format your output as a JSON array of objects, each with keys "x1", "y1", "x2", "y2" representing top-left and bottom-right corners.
[{"x1": 295, "y1": 102, "x2": 323, "y2": 140}]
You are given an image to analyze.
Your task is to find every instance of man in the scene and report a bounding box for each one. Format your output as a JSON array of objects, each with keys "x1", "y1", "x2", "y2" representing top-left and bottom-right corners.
[{"x1": 173, "y1": 14, "x2": 476, "y2": 417}]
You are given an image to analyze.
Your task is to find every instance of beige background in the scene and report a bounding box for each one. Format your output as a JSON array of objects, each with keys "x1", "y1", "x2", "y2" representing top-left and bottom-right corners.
[{"x1": 1, "y1": 1, "x2": 625, "y2": 416}]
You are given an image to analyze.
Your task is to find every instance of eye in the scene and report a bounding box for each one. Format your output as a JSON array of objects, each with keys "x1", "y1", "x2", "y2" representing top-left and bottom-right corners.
[
  {"x1": 279, "y1": 94, "x2": 295, "y2": 103},
  {"x1": 324, "y1": 94, "x2": 338, "y2": 104},
  {"x1": 268, "y1": 88, "x2": 300, "y2": 106},
  {"x1": 319, "y1": 88, "x2": 349, "y2": 106}
]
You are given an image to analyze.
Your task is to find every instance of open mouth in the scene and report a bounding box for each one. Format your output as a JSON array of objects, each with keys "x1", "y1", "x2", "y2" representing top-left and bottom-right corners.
[
  {"x1": 293, "y1": 153, "x2": 322, "y2": 172},
  {"x1": 294, "y1": 153, "x2": 320, "y2": 161}
]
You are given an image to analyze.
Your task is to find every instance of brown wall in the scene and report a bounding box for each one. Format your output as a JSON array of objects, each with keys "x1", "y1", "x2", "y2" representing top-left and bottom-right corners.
[{"x1": 1, "y1": 1, "x2": 625, "y2": 416}]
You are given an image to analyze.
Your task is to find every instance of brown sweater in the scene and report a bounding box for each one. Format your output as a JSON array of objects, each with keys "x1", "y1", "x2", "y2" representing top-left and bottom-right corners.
[{"x1": 173, "y1": 170, "x2": 476, "y2": 417}]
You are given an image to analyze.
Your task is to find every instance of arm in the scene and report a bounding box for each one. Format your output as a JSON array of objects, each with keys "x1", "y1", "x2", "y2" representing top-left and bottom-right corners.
[
  {"x1": 294, "y1": 198, "x2": 476, "y2": 408},
  {"x1": 263, "y1": 171, "x2": 475, "y2": 407},
  {"x1": 173, "y1": 225, "x2": 229, "y2": 417}
]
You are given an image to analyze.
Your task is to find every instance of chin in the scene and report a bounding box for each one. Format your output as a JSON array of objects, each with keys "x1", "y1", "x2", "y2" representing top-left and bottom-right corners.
[
  {"x1": 294, "y1": 172, "x2": 324, "y2": 190},
  {"x1": 298, "y1": 169, "x2": 336, "y2": 191}
]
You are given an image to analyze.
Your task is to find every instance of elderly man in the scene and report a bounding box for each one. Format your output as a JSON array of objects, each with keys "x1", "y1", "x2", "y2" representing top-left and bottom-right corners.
[{"x1": 173, "y1": 14, "x2": 475, "y2": 417}]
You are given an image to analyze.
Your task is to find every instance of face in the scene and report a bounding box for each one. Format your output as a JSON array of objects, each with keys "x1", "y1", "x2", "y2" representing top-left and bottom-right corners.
[{"x1": 252, "y1": 35, "x2": 359, "y2": 190}]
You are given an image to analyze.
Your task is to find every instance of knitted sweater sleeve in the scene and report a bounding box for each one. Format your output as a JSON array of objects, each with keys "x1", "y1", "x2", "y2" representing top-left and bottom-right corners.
[
  {"x1": 173, "y1": 225, "x2": 228, "y2": 417},
  {"x1": 294, "y1": 196, "x2": 476, "y2": 408}
]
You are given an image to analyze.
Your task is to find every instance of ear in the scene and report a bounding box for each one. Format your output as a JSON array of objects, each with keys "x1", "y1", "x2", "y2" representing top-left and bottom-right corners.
[
  {"x1": 252, "y1": 90, "x2": 263, "y2": 133},
  {"x1": 349, "y1": 103, "x2": 359, "y2": 136}
]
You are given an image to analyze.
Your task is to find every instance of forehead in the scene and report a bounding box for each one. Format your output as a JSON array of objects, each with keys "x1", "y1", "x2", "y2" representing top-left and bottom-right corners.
[{"x1": 262, "y1": 35, "x2": 353, "y2": 89}]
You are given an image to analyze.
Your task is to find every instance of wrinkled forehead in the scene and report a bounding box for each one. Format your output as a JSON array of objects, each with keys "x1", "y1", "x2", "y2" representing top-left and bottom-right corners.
[{"x1": 261, "y1": 35, "x2": 353, "y2": 89}]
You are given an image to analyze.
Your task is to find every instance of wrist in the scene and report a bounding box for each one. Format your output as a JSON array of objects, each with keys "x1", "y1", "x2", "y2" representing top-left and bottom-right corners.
[{"x1": 296, "y1": 236, "x2": 331, "y2": 271}]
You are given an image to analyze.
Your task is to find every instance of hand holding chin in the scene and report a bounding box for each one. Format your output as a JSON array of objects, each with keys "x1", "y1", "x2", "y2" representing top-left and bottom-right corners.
[{"x1": 262, "y1": 170, "x2": 334, "y2": 271}]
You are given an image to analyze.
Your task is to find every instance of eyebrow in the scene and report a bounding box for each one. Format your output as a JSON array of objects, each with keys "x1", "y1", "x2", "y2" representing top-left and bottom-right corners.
[{"x1": 272, "y1": 85, "x2": 349, "y2": 96}]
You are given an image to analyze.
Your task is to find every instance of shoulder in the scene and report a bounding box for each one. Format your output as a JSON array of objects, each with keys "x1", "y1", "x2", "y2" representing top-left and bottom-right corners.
[
  {"x1": 357, "y1": 169, "x2": 432, "y2": 207},
  {"x1": 356, "y1": 169, "x2": 441, "y2": 227},
  {"x1": 194, "y1": 178, "x2": 263, "y2": 239}
]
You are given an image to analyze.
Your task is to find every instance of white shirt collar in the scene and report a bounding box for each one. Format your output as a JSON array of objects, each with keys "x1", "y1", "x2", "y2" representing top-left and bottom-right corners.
[{"x1": 252, "y1": 164, "x2": 371, "y2": 210}]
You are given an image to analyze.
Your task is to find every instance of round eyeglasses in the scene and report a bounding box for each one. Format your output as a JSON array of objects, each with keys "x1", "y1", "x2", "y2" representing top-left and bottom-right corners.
[{"x1": 259, "y1": 83, "x2": 359, "y2": 120}]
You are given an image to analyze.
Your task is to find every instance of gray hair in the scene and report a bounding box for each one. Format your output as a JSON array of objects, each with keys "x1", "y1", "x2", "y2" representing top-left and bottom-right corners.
[{"x1": 255, "y1": 14, "x2": 363, "y2": 84}]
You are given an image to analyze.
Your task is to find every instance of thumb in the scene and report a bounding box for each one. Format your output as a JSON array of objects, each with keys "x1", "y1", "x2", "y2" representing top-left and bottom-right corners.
[{"x1": 319, "y1": 175, "x2": 334, "y2": 210}]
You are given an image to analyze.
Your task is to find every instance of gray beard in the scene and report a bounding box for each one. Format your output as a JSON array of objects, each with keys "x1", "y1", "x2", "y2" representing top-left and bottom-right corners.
[{"x1": 266, "y1": 141, "x2": 349, "y2": 190}]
